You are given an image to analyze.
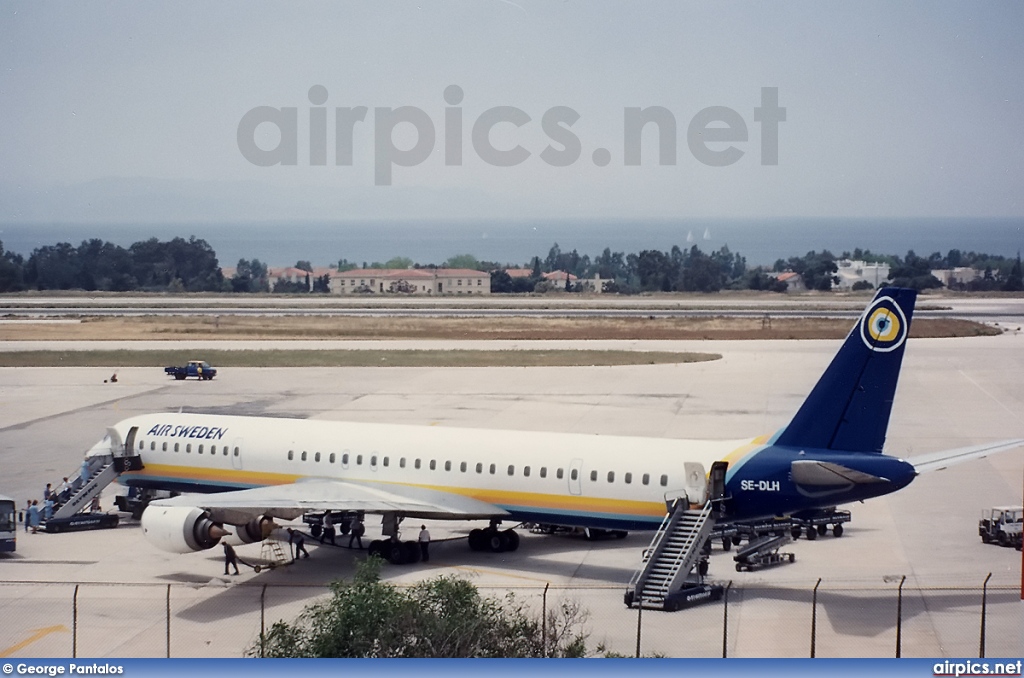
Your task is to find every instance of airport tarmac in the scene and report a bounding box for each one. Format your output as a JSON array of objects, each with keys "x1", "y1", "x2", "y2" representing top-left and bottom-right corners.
[{"x1": 0, "y1": 334, "x2": 1021, "y2": 658}]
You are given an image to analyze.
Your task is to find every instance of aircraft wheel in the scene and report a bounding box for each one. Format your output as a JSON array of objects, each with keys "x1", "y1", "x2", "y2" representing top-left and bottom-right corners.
[
  {"x1": 488, "y1": 530, "x2": 505, "y2": 553},
  {"x1": 504, "y1": 529, "x2": 520, "y2": 552},
  {"x1": 817, "y1": 524, "x2": 828, "y2": 536},
  {"x1": 404, "y1": 541, "x2": 421, "y2": 563},
  {"x1": 790, "y1": 527, "x2": 801, "y2": 540},
  {"x1": 722, "y1": 536, "x2": 732, "y2": 552},
  {"x1": 386, "y1": 542, "x2": 407, "y2": 565},
  {"x1": 806, "y1": 527, "x2": 818, "y2": 541},
  {"x1": 833, "y1": 524, "x2": 844, "y2": 537},
  {"x1": 468, "y1": 528, "x2": 484, "y2": 551}
]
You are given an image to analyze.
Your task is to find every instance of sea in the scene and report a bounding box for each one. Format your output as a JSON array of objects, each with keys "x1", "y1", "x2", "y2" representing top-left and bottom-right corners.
[{"x1": 0, "y1": 218, "x2": 1021, "y2": 268}]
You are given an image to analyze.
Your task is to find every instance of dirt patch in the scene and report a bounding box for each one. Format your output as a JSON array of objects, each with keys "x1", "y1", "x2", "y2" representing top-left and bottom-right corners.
[{"x1": 0, "y1": 315, "x2": 1000, "y2": 341}]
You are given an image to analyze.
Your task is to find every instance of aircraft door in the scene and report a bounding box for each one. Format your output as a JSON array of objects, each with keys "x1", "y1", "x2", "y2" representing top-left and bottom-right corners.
[
  {"x1": 568, "y1": 458, "x2": 583, "y2": 495},
  {"x1": 708, "y1": 461, "x2": 728, "y2": 501},
  {"x1": 113, "y1": 426, "x2": 145, "y2": 472},
  {"x1": 664, "y1": 462, "x2": 707, "y2": 509},
  {"x1": 230, "y1": 437, "x2": 243, "y2": 470}
]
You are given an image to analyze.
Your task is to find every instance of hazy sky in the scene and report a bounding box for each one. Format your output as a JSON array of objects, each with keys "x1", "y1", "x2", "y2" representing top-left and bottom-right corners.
[{"x1": 2, "y1": 1, "x2": 1022, "y2": 222}]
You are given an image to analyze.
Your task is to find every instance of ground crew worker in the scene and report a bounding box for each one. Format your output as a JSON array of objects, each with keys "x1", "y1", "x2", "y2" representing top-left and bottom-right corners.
[
  {"x1": 418, "y1": 525, "x2": 431, "y2": 562},
  {"x1": 288, "y1": 528, "x2": 309, "y2": 560},
  {"x1": 320, "y1": 511, "x2": 336, "y2": 545},
  {"x1": 223, "y1": 542, "x2": 240, "y2": 575},
  {"x1": 348, "y1": 516, "x2": 365, "y2": 549}
]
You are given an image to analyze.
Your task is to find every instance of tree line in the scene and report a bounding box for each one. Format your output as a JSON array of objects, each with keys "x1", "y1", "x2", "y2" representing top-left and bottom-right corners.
[{"x1": 0, "y1": 236, "x2": 1020, "y2": 294}]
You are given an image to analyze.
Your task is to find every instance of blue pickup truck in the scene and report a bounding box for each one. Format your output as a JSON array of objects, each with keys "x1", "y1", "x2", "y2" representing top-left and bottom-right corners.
[{"x1": 165, "y1": 360, "x2": 217, "y2": 381}]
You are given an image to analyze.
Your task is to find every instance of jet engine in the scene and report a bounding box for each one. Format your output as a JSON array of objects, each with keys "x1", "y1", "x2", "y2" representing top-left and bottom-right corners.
[
  {"x1": 141, "y1": 505, "x2": 229, "y2": 553},
  {"x1": 233, "y1": 515, "x2": 276, "y2": 545}
]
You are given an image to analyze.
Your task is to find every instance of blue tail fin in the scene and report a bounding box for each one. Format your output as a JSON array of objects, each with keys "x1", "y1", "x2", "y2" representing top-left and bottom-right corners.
[{"x1": 775, "y1": 287, "x2": 917, "y2": 453}]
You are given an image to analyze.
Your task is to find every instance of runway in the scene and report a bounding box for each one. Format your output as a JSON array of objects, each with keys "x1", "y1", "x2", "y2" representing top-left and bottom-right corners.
[{"x1": 0, "y1": 334, "x2": 1021, "y2": 657}]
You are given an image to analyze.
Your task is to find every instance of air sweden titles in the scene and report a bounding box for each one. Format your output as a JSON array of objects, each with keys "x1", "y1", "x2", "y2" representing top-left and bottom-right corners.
[{"x1": 146, "y1": 424, "x2": 229, "y2": 440}]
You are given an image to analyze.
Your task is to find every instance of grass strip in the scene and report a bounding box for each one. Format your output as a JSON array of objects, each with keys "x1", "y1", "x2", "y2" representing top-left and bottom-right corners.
[{"x1": 0, "y1": 349, "x2": 721, "y2": 368}]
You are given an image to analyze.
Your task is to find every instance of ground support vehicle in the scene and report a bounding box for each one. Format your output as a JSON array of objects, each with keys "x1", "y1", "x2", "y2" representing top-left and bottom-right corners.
[
  {"x1": 734, "y1": 534, "x2": 796, "y2": 571},
  {"x1": 165, "y1": 360, "x2": 217, "y2": 380},
  {"x1": 789, "y1": 508, "x2": 851, "y2": 540},
  {"x1": 979, "y1": 506, "x2": 1023, "y2": 549}
]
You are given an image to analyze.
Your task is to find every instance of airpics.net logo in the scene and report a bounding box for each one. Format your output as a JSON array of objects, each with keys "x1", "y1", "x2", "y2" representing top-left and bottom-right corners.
[{"x1": 236, "y1": 85, "x2": 785, "y2": 185}]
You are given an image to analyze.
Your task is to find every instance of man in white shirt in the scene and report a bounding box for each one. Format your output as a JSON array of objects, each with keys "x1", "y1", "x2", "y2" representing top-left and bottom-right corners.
[{"x1": 418, "y1": 525, "x2": 431, "y2": 562}]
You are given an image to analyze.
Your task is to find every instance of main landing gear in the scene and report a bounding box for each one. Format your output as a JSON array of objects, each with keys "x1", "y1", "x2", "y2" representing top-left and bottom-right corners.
[
  {"x1": 367, "y1": 539, "x2": 422, "y2": 565},
  {"x1": 467, "y1": 525, "x2": 521, "y2": 553}
]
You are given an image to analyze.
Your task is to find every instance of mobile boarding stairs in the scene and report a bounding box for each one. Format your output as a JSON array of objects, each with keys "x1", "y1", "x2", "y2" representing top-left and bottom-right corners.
[
  {"x1": 624, "y1": 460, "x2": 729, "y2": 612},
  {"x1": 44, "y1": 453, "x2": 121, "y2": 532}
]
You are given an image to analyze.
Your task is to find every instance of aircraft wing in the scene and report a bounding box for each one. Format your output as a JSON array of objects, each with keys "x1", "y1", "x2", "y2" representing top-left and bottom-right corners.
[
  {"x1": 907, "y1": 439, "x2": 1024, "y2": 474},
  {"x1": 150, "y1": 478, "x2": 509, "y2": 525}
]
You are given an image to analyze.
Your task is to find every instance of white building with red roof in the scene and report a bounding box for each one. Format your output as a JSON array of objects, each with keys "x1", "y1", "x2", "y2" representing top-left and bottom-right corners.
[{"x1": 330, "y1": 268, "x2": 490, "y2": 295}]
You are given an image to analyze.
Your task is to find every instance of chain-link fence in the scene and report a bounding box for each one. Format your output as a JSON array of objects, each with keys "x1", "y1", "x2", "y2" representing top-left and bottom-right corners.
[{"x1": 0, "y1": 576, "x2": 1018, "y2": 658}]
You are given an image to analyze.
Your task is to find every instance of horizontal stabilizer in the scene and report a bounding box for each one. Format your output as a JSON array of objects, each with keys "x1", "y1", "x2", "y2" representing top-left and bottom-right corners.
[
  {"x1": 791, "y1": 460, "x2": 889, "y2": 486},
  {"x1": 909, "y1": 439, "x2": 1024, "y2": 474}
]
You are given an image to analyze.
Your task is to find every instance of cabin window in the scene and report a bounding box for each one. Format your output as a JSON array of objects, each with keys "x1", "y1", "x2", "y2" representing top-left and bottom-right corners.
[
  {"x1": 342, "y1": 453, "x2": 349, "y2": 465},
  {"x1": 356, "y1": 455, "x2": 363, "y2": 465},
  {"x1": 370, "y1": 455, "x2": 377, "y2": 467},
  {"x1": 557, "y1": 468, "x2": 564, "y2": 479},
  {"x1": 150, "y1": 442, "x2": 155, "y2": 451},
  {"x1": 540, "y1": 467, "x2": 547, "y2": 478},
  {"x1": 383, "y1": 457, "x2": 389, "y2": 467},
  {"x1": 186, "y1": 444, "x2": 192, "y2": 453},
  {"x1": 162, "y1": 442, "x2": 167, "y2": 452},
  {"x1": 400, "y1": 457, "x2": 406, "y2": 468},
  {"x1": 570, "y1": 469, "x2": 578, "y2": 481},
  {"x1": 287, "y1": 450, "x2": 294, "y2": 461},
  {"x1": 329, "y1": 453, "x2": 336, "y2": 463},
  {"x1": 507, "y1": 465, "x2": 515, "y2": 476},
  {"x1": 590, "y1": 470, "x2": 598, "y2": 482},
  {"x1": 475, "y1": 462, "x2": 483, "y2": 473},
  {"x1": 523, "y1": 466, "x2": 531, "y2": 477},
  {"x1": 642, "y1": 473, "x2": 650, "y2": 485},
  {"x1": 174, "y1": 443, "x2": 179, "y2": 452},
  {"x1": 198, "y1": 445, "x2": 204, "y2": 455},
  {"x1": 607, "y1": 471, "x2": 615, "y2": 483},
  {"x1": 233, "y1": 448, "x2": 239, "y2": 457},
  {"x1": 460, "y1": 461, "x2": 467, "y2": 472},
  {"x1": 489, "y1": 464, "x2": 496, "y2": 475},
  {"x1": 445, "y1": 461, "x2": 452, "y2": 472},
  {"x1": 625, "y1": 472, "x2": 632, "y2": 484},
  {"x1": 301, "y1": 451, "x2": 307, "y2": 461},
  {"x1": 139, "y1": 441, "x2": 144, "y2": 451},
  {"x1": 210, "y1": 445, "x2": 217, "y2": 454},
  {"x1": 660, "y1": 474, "x2": 668, "y2": 487},
  {"x1": 315, "y1": 452, "x2": 321, "y2": 462},
  {"x1": 415, "y1": 459, "x2": 421, "y2": 469},
  {"x1": 430, "y1": 460, "x2": 436, "y2": 471},
  {"x1": 223, "y1": 448, "x2": 228, "y2": 456}
]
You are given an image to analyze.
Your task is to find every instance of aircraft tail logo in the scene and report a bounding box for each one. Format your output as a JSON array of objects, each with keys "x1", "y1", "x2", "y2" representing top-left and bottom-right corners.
[
  {"x1": 775, "y1": 287, "x2": 917, "y2": 454},
  {"x1": 860, "y1": 295, "x2": 908, "y2": 353}
]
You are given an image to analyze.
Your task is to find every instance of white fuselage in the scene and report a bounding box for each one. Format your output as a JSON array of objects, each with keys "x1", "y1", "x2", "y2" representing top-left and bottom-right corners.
[{"x1": 115, "y1": 412, "x2": 762, "y2": 530}]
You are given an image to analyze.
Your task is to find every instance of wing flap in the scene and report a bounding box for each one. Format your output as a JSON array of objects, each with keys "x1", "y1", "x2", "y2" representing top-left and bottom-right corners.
[
  {"x1": 151, "y1": 478, "x2": 508, "y2": 525},
  {"x1": 908, "y1": 439, "x2": 1024, "y2": 474}
]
